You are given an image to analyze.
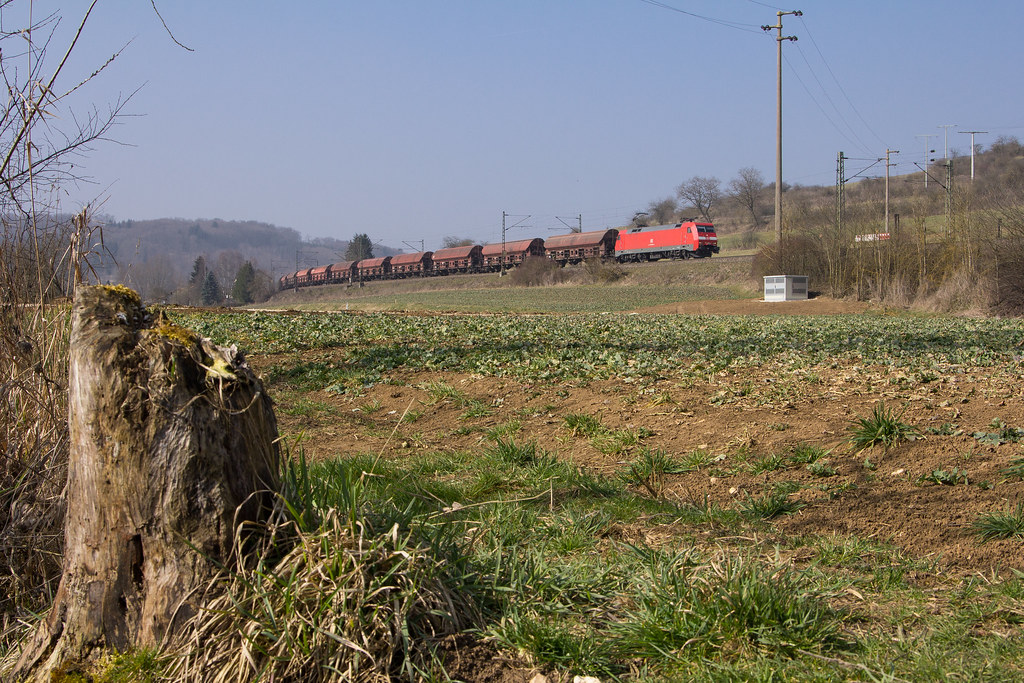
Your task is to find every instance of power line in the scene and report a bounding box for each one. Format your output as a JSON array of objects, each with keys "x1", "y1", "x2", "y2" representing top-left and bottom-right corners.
[
  {"x1": 796, "y1": 15, "x2": 886, "y2": 149},
  {"x1": 635, "y1": 0, "x2": 764, "y2": 33},
  {"x1": 790, "y1": 45, "x2": 872, "y2": 155},
  {"x1": 783, "y1": 51, "x2": 871, "y2": 156}
]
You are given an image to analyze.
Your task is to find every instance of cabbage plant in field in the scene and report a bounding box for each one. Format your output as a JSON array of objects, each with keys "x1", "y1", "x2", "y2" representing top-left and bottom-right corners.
[{"x1": 179, "y1": 311, "x2": 1024, "y2": 390}]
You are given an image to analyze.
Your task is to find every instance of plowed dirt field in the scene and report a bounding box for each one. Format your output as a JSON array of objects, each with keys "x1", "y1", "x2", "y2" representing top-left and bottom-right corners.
[{"x1": 252, "y1": 299, "x2": 1024, "y2": 580}]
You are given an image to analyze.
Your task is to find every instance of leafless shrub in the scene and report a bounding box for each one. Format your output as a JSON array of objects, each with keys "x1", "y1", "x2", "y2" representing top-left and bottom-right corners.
[
  {"x1": 915, "y1": 270, "x2": 992, "y2": 315},
  {"x1": 582, "y1": 258, "x2": 626, "y2": 284},
  {"x1": 736, "y1": 230, "x2": 762, "y2": 250},
  {"x1": 506, "y1": 256, "x2": 570, "y2": 287},
  {"x1": 0, "y1": 2, "x2": 128, "y2": 656}
]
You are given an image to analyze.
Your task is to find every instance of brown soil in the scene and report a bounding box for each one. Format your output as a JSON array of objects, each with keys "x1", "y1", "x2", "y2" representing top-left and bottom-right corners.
[
  {"x1": 249, "y1": 297, "x2": 1024, "y2": 681},
  {"x1": 265, "y1": 362, "x2": 1024, "y2": 575}
]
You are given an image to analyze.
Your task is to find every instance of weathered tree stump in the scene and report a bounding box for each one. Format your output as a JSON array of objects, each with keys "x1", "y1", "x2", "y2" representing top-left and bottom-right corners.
[{"x1": 13, "y1": 285, "x2": 280, "y2": 680}]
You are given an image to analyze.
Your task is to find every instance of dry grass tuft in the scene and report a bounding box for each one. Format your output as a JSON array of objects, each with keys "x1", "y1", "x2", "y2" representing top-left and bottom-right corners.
[
  {"x1": 915, "y1": 270, "x2": 993, "y2": 315},
  {"x1": 168, "y1": 507, "x2": 475, "y2": 682}
]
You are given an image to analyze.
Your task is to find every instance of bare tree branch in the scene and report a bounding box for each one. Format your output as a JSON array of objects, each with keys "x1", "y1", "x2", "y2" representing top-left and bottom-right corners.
[
  {"x1": 728, "y1": 166, "x2": 767, "y2": 228},
  {"x1": 676, "y1": 175, "x2": 721, "y2": 223},
  {"x1": 150, "y1": 0, "x2": 194, "y2": 52}
]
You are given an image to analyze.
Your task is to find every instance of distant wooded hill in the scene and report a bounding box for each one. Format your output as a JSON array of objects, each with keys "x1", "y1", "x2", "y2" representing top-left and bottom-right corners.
[{"x1": 94, "y1": 217, "x2": 399, "y2": 301}]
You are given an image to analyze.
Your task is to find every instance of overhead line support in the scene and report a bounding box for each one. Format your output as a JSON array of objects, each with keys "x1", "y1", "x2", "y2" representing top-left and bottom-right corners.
[{"x1": 762, "y1": 9, "x2": 802, "y2": 244}]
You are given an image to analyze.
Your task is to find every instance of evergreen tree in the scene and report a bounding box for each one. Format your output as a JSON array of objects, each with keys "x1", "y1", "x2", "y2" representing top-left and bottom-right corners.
[
  {"x1": 231, "y1": 261, "x2": 256, "y2": 304},
  {"x1": 187, "y1": 256, "x2": 209, "y2": 305},
  {"x1": 201, "y1": 271, "x2": 222, "y2": 306},
  {"x1": 189, "y1": 256, "x2": 207, "y2": 285},
  {"x1": 344, "y1": 233, "x2": 374, "y2": 261}
]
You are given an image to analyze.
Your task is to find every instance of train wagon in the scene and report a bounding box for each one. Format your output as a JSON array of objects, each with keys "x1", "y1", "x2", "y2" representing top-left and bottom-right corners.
[
  {"x1": 614, "y1": 221, "x2": 719, "y2": 261},
  {"x1": 294, "y1": 267, "x2": 316, "y2": 287},
  {"x1": 355, "y1": 256, "x2": 392, "y2": 281},
  {"x1": 545, "y1": 229, "x2": 619, "y2": 265},
  {"x1": 390, "y1": 251, "x2": 434, "y2": 278},
  {"x1": 327, "y1": 260, "x2": 358, "y2": 284},
  {"x1": 309, "y1": 264, "x2": 331, "y2": 285},
  {"x1": 432, "y1": 245, "x2": 483, "y2": 275},
  {"x1": 481, "y1": 238, "x2": 545, "y2": 272}
]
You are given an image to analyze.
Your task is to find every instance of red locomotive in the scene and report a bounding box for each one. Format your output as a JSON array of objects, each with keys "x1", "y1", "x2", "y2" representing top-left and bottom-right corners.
[{"x1": 613, "y1": 221, "x2": 719, "y2": 261}]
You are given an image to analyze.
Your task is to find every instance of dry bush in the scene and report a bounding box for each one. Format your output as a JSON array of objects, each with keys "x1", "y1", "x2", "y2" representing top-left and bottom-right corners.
[
  {"x1": 736, "y1": 230, "x2": 762, "y2": 250},
  {"x1": 0, "y1": 308, "x2": 68, "y2": 650},
  {"x1": 506, "y1": 256, "x2": 570, "y2": 287},
  {"x1": 169, "y1": 513, "x2": 474, "y2": 682},
  {"x1": 167, "y1": 453, "x2": 480, "y2": 682},
  {"x1": 914, "y1": 270, "x2": 993, "y2": 314},
  {"x1": 993, "y1": 244, "x2": 1024, "y2": 315},
  {"x1": 581, "y1": 258, "x2": 626, "y2": 284}
]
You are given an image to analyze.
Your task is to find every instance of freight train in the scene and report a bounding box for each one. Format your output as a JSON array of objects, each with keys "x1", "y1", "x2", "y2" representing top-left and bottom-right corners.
[{"x1": 279, "y1": 220, "x2": 718, "y2": 289}]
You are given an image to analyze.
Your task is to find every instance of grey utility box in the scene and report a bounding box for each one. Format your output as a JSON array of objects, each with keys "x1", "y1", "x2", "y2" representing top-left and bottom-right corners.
[{"x1": 763, "y1": 275, "x2": 808, "y2": 302}]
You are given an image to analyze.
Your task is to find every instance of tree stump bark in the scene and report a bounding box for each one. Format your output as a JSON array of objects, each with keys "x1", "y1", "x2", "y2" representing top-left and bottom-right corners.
[{"x1": 13, "y1": 285, "x2": 280, "y2": 680}]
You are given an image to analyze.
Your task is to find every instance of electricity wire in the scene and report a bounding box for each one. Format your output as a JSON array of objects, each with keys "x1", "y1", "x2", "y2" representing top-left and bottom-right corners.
[
  {"x1": 792, "y1": 43, "x2": 874, "y2": 157},
  {"x1": 797, "y1": 15, "x2": 886, "y2": 149},
  {"x1": 782, "y1": 52, "x2": 867, "y2": 155},
  {"x1": 634, "y1": 0, "x2": 764, "y2": 33}
]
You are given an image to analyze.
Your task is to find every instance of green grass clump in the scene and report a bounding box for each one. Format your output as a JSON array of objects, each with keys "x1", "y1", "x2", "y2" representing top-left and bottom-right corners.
[
  {"x1": 973, "y1": 503, "x2": 1024, "y2": 542},
  {"x1": 612, "y1": 552, "x2": 845, "y2": 659},
  {"x1": 420, "y1": 379, "x2": 469, "y2": 405},
  {"x1": 622, "y1": 447, "x2": 691, "y2": 498},
  {"x1": 485, "y1": 418, "x2": 523, "y2": 440},
  {"x1": 848, "y1": 402, "x2": 920, "y2": 451},
  {"x1": 740, "y1": 490, "x2": 805, "y2": 520},
  {"x1": 747, "y1": 452, "x2": 786, "y2": 474},
  {"x1": 789, "y1": 443, "x2": 830, "y2": 464},
  {"x1": 460, "y1": 399, "x2": 493, "y2": 419},
  {"x1": 484, "y1": 438, "x2": 539, "y2": 467},
  {"x1": 563, "y1": 412, "x2": 604, "y2": 438}
]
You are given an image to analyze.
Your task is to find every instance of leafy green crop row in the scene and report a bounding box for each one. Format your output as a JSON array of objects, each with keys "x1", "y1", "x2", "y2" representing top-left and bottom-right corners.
[
  {"x1": 177, "y1": 310, "x2": 1024, "y2": 386},
  {"x1": 282, "y1": 282, "x2": 747, "y2": 314}
]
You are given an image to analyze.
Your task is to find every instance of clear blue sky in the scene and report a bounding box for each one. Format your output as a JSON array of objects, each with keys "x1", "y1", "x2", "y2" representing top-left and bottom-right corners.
[{"x1": 38, "y1": 0, "x2": 1024, "y2": 249}]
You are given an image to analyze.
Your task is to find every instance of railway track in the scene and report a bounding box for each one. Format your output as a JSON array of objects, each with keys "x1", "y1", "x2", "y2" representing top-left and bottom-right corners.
[{"x1": 707, "y1": 253, "x2": 753, "y2": 262}]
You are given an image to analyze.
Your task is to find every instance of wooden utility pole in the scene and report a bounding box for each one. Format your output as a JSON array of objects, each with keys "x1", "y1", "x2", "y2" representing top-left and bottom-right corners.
[{"x1": 763, "y1": 9, "x2": 801, "y2": 244}]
